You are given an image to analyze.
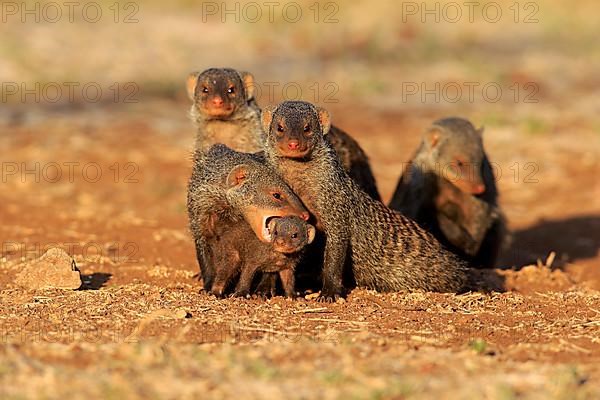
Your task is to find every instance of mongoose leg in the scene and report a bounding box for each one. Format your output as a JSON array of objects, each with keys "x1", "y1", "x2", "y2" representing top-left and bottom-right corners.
[
  {"x1": 195, "y1": 239, "x2": 214, "y2": 292},
  {"x1": 210, "y1": 251, "x2": 240, "y2": 298},
  {"x1": 318, "y1": 237, "x2": 348, "y2": 302},
  {"x1": 254, "y1": 273, "x2": 278, "y2": 297},
  {"x1": 278, "y1": 269, "x2": 297, "y2": 298},
  {"x1": 233, "y1": 263, "x2": 261, "y2": 298}
]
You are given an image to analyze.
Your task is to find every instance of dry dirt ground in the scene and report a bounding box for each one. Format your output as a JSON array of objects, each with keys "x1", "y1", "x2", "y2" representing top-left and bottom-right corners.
[{"x1": 0, "y1": 99, "x2": 599, "y2": 399}]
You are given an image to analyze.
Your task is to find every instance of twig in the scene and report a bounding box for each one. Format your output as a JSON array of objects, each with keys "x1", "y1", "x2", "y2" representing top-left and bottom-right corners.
[
  {"x1": 293, "y1": 307, "x2": 331, "y2": 314},
  {"x1": 232, "y1": 326, "x2": 287, "y2": 335},
  {"x1": 307, "y1": 318, "x2": 369, "y2": 325}
]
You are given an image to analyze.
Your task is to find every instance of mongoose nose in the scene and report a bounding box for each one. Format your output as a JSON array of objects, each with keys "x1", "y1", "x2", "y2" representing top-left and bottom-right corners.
[
  {"x1": 287, "y1": 140, "x2": 299, "y2": 150},
  {"x1": 472, "y1": 184, "x2": 486, "y2": 194},
  {"x1": 212, "y1": 97, "x2": 224, "y2": 107},
  {"x1": 300, "y1": 212, "x2": 310, "y2": 221}
]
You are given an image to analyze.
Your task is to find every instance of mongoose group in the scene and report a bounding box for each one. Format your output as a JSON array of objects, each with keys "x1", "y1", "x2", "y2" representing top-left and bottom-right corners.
[{"x1": 186, "y1": 67, "x2": 507, "y2": 300}]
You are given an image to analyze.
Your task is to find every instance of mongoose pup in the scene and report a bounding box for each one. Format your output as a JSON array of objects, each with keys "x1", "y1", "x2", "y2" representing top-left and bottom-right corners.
[
  {"x1": 187, "y1": 67, "x2": 380, "y2": 200},
  {"x1": 388, "y1": 117, "x2": 506, "y2": 267},
  {"x1": 262, "y1": 101, "x2": 468, "y2": 301},
  {"x1": 210, "y1": 216, "x2": 316, "y2": 298},
  {"x1": 187, "y1": 144, "x2": 309, "y2": 291}
]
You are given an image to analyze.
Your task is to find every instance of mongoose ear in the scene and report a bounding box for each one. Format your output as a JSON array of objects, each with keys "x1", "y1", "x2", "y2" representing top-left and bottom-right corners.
[
  {"x1": 261, "y1": 105, "x2": 276, "y2": 134},
  {"x1": 239, "y1": 71, "x2": 255, "y2": 101},
  {"x1": 477, "y1": 126, "x2": 485, "y2": 136},
  {"x1": 425, "y1": 127, "x2": 442, "y2": 149},
  {"x1": 306, "y1": 224, "x2": 316, "y2": 244},
  {"x1": 186, "y1": 72, "x2": 200, "y2": 101},
  {"x1": 316, "y1": 107, "x2": 331, "y2": 135},
  {"x1": 226, "y1": 164, "x2": 248, "y2": 188}
]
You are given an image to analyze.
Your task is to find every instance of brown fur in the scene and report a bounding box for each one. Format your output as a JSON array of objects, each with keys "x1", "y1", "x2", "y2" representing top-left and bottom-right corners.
[
  {"x1": 262, "y1": 101, "x2": 468, "y2": 302},
  {"x1": 210, "y1": 216, "x2": 315, "y2": 298},
  {"x1": 187, "y1": 67, "x2": 380, "y2": 199},
  {"x1": 388, "y1": 117, "x2": 507, "y2": 268},
  {"x1": 187, "y1": 144, "x2": 309, "y2": 292}
]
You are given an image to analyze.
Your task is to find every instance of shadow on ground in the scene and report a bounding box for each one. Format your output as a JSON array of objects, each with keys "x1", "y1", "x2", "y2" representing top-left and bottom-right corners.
[
  {"x1": 81, "y1": 273, "x2": 112, "y2": 290},
  {"x1": 501, "y1": 215, "x2": 600, "y2": 269}
]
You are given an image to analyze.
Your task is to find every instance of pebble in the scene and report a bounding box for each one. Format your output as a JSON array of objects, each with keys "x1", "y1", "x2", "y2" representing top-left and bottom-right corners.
[{"x1": 15, "y1": 247, "x2": 82, "y2": 290}]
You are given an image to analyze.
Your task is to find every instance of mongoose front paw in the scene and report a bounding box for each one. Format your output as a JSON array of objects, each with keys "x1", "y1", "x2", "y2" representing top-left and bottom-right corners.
[
  {"x1": 250, "y1": 293, "x2": 270, "y2": 300},
  {"x1": 252, "y1": 288, "x2": 275, "y2": 299},
  {"x1": 316, "y1": 288, "x2": 344, "y2": 303},
  {"x1": 316, "y1": 294, "x2": 339, "y2": 303},
  {"x1": 231, "y1": 290, "x2": 251, "y2": 299},
  {"x1": 284, "y1": 291, "x2": 299, "y2": 300}
]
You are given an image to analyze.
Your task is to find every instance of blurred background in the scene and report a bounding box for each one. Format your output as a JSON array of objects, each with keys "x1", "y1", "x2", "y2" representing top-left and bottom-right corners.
[{"x1": 1, "y1": 0, "x2": 599, "y2": 277}]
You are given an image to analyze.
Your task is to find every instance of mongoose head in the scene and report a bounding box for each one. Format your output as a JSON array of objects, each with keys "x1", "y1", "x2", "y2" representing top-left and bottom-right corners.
[
  {"x1": 261, "y1": 101, "x2": 331, "y2": 159},
  {"x1": 424, "y1": 117, "x2": 488, "y2": 195},
  {"x1": 224, "y1": 162, "x2": 310, "y2": 243},
  {"x1": 187, "y1": 68, "x2": 255, "y2": 119},
  {"x1": 268, "y1": 216, "x2": 316, "y2": 254}
]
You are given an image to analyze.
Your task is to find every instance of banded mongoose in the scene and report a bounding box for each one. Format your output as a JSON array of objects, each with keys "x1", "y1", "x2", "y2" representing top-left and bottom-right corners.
[
  {"x1": 186, "y1": 67, "x2": 380, "y2": 200},
  {"x1": 262, "y1": 101, "x2": 468, "y2": 301},
  {"x1": 210, "y1": 216, "x2": 316, "y2": 298},
  {"x1": 187, "y1": 144, "x2": 309, "y2": 291},
  {"x1": 388, "y1": 117, "x2": 507, "y2": 268},
  {"x1": 187, "y1": 67, "x2": 263, "y2": 153}
]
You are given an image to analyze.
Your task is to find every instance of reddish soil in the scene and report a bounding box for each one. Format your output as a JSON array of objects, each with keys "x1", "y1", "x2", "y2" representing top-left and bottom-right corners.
[{"x1": 1, "y1": 101, "x2": 599, "y2": 398}]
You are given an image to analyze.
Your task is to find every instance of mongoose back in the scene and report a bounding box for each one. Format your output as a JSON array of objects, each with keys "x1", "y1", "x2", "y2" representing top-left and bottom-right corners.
[
  {"x1": 210, "y1": 216, "x2": 315, "y2": 298},
  {"x1": 262, "y1": 101, "x2": 468, "y2": 301},
  {"x1": 187, "y1": 67, "x2": 380, "y2": 200},
  {"x1": 388, "y1": 117, "x2": 506, "y2": 267},
  {"x1": 187, "y1": 144, "x2": 309, "y2": 291}
]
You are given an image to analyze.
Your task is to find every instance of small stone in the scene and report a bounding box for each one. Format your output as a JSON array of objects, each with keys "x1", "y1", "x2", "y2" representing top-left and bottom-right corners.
[
  {"x1": 15, "y1": 248, "x2": 81, "y2": 290},
  {"x1": 173, "y1": 308, "x2": 191, "y2": 319},
  {"x1": 305, "y1": 293, "x2": 320, "y2": 300}
]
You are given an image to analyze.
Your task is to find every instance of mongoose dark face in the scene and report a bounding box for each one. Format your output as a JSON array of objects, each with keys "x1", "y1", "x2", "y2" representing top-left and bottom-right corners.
[
  {"x1": 224, "y1": 162, "x2": 310, "y2": 243},
  {"x1": 187, "y1": 68, "x2": 254, "y2": 119},
  {"x1": 424, "y1": 117, "x2": 487, "y2": 195},
  {"x1": 268, "y1": 216, "x2": 316, "y2": 254},
  {"x1": 261, "y1": 101, "x2": 331, "y2": 159}
]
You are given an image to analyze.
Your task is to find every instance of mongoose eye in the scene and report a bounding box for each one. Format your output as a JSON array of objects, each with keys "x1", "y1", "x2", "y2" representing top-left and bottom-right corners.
[
  {"x1": 456, "y1": 160, "x2": 464, "y2": 167},
  {"x1": 277, "y1": 125, "x2": 284, "y2": 133},
  {"x1": 272, "y1": 192, "x2": 282, "y2": 200},
  {"x1": 303, "y1": 125, "x2": 310, "y2": 132},
  {"x1": 202, "y1": 87, "x2": 209, "y2": 94},
  {"x1": 291, "y1": 233, "x2": 298, "y2": 238},
  {"x1": 227, "y1": 86, "x2": 235, "y2": 94}
]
